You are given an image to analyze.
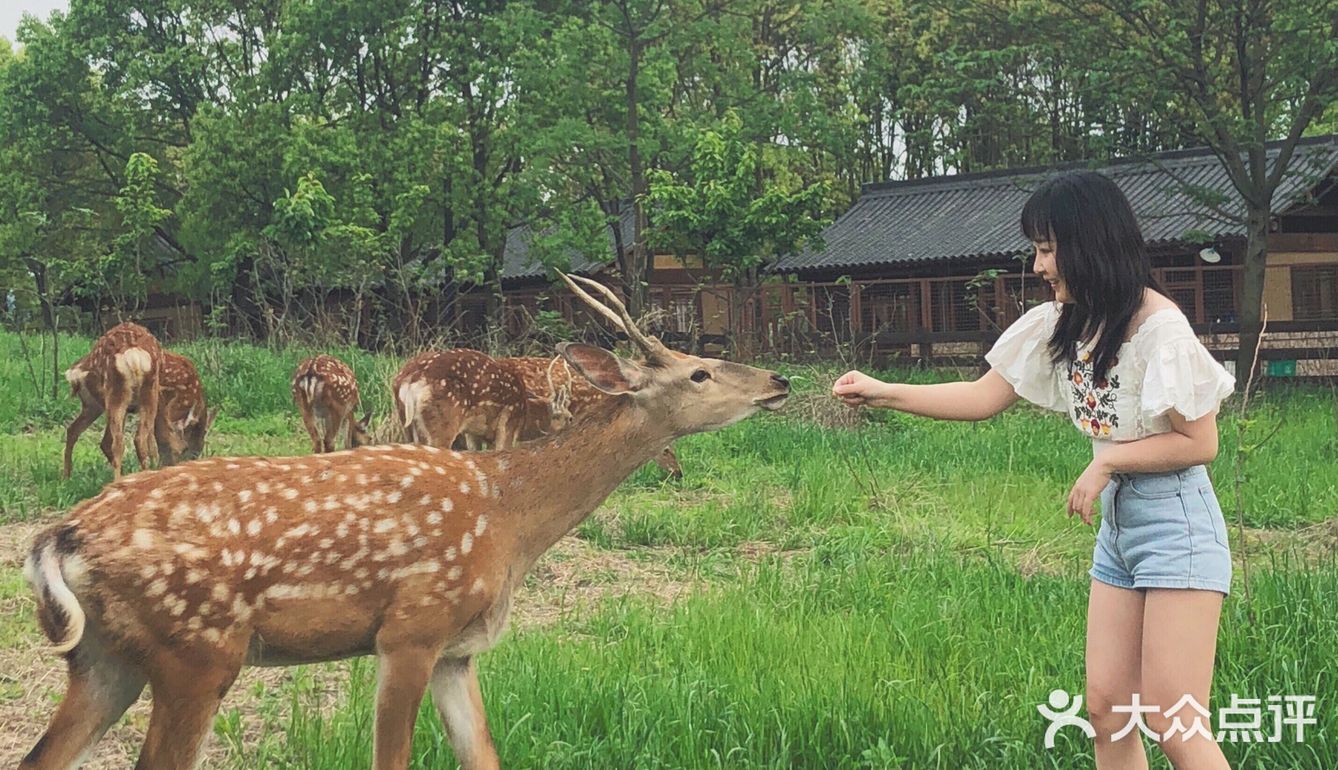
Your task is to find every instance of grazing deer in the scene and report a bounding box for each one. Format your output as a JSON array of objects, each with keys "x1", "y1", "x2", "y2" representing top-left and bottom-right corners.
[
  {"x1": 394, "y1": 349, "x2": 570, "y2": 451},
  {"x1": 293, "y1": 355, "x2": 371, "y2": 453},
  {"x1": 155, "y1": 351, "x2": 218, "y2": 466},
  {"x1": 501, "y1": 355, "x2": 682, "y2": 478},
  {"x1": 62, "y1": 322, "x2": 163, "y2": 479},
  {"x1": 20, "y1": 273, "x2": 789, "y2": 770}
]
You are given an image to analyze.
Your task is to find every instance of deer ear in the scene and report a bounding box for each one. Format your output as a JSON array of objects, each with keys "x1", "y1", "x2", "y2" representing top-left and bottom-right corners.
[{"x1": 557, "y1": 343, "x2": 646, "y2": 395}]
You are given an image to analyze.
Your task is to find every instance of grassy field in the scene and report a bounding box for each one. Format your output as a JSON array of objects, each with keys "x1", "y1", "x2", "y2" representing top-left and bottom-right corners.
[{"x1": 0, "y1": 329, "x2": 1334, "y2": 769}]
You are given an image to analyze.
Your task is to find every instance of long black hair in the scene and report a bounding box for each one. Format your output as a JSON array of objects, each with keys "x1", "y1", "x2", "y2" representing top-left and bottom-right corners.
[{"x1": 1021, "y1": 170, "x2": 1165, "y2": 383}]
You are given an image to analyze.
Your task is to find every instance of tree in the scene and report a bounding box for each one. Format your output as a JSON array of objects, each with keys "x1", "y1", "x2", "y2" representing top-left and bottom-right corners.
[
  {"x1": 648, "y1": 111, "x2": 828, "y2": 353},
  {"x1": 1070, "y1": 0, "x2": 1338, "y2": 373}
]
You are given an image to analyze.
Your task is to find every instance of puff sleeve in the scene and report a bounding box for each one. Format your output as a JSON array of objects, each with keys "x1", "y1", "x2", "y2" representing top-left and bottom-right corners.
[
  {"x1": 1137, "y1": 312, "x2": 1235, "y2": 423},
  {"x1": 984, "y1": 302, "x2": 1067, "y2": 412}
]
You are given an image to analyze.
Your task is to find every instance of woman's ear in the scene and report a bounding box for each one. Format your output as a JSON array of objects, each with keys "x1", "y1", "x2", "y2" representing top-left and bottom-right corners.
[{"x1": 557, "y1": 342, "x2": 647, "y2": 395}]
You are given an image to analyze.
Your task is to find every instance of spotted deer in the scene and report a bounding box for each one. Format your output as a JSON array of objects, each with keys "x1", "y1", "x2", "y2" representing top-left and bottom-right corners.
[
  {"x1": 293, "y1": 355, "x2": 371, "y2": 453},
  {"x1": 21, "y1": 273, "x2": 790, "y2": 770},
  {"x1": 501, "y1": 355, "x2": 682, "y2": 478},
  {"x1": 393, "y1": 349, "x2": 570, "y2": 451},
  {"x1": 155, "y1": 351, "x2": 218, "y2": 466},
  {"x1": 62, "y1": 322, "x2": 163, "y2": 479}
]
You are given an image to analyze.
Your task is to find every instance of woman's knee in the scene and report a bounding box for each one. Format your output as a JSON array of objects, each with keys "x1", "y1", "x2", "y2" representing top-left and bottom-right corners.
[{"x1": 1085, "y1": 683, "x2": 1137, "y2": 732}]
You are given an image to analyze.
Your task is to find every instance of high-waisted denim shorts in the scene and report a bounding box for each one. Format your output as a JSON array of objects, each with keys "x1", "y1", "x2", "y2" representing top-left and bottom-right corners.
[{"x1": 1090, "y1": 465, "x2": 1232, "y2": 595}]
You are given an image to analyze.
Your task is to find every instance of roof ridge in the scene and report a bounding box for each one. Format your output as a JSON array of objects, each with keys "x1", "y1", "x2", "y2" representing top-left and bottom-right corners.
[{"x1": 861, "y1": 134, "x2": 1338, "y2": 196}]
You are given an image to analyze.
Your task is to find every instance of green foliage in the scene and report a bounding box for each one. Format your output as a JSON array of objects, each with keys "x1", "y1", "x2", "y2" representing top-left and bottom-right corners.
[{"x1": 648, "y1": 111, "x2": 830, "y2": 279}]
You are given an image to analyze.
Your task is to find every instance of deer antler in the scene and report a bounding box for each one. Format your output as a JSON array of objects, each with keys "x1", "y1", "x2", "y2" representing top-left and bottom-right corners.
[{"x1": 557, "y1": 271, "x2": 665, "y2": 359}]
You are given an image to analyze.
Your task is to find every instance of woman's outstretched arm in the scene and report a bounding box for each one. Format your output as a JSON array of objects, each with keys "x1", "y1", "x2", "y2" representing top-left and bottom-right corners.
[{"x1": 832, "y1": 369, "x2": 1020, "y2": 421}]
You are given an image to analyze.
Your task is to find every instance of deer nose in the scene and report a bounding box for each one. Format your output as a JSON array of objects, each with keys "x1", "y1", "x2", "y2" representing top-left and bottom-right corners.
[{"x1": 771, "y1": 373, "x2": 790, "y2": 389}]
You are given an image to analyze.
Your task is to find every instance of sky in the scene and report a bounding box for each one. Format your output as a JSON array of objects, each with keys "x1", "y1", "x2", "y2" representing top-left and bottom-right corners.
[{"x1": 2, "y1": 0, "x2": 68, "y2": 45}]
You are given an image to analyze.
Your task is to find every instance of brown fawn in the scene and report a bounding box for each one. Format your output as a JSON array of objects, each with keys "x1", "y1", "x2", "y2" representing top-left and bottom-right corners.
[
  {"x1": 21, "y1": 273, "x2": 789, "y2": 770},
  {"x1": 155, "y1": 351, "x2": 218, "y2": 466},
  {"x1": 501, "y1": 355, "x2": 682, "y2": 477},
  {"x1": 393, "y1": 348, "x2": 570, "y2": 450},
  {"x1": 62, "y1": 322, "x2": 163, "y2": 479},
  {"x1": 292, "y1": 354, "x2": 371, "y2": 453}
]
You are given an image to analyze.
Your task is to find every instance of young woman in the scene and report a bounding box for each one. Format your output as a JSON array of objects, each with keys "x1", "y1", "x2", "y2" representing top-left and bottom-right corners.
[{"x1": 833, "y1": 170, "x2": 1236, "y2": 769}]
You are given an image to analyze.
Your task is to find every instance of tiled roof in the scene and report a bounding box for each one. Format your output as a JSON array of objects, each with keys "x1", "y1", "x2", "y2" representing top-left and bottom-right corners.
[{"x1": 774, "y1": 135, "x2": 1338, "y2": 274}]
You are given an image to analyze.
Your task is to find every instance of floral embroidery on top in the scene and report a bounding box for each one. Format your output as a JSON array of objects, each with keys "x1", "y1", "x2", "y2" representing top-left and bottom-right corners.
[{"x1": 1069, "y1": 350, "x2": 1121, "y2": 438}]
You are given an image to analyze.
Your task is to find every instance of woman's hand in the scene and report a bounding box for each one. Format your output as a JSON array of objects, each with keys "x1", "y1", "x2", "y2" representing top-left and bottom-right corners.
[
  {"x1": 832, "y1": 370, "x2": 889, "y2": 408},
  {"x1": 1068, "y1": 461, "x2": 1112, "y2": 526}
]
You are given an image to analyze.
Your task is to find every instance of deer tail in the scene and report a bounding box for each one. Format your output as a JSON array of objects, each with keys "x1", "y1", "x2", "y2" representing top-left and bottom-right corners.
[{"x1": 23, "y1": 529, "x2": 88, "y2": 655}]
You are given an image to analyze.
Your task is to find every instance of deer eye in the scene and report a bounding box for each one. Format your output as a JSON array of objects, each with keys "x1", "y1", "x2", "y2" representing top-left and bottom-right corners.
[{"x1": 690, "y1": 369, "x2": 710, "y2": 383}]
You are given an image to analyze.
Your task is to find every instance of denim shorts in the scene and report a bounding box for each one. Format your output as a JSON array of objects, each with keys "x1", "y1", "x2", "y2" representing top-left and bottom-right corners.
[{"x1": 1090, "y1": 465, "x2": 1232, "y2": 595}]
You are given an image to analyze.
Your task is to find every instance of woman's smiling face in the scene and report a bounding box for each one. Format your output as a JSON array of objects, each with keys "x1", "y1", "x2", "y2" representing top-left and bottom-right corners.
[{"x1": 1031, "y1": 239, "x2": 1072, "y2": 303}]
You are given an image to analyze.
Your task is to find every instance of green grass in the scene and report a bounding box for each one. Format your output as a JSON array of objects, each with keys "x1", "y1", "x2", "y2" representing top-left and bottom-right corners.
[{"x1": 1, "y1": 329, "x2": 1335, "y2": 768}]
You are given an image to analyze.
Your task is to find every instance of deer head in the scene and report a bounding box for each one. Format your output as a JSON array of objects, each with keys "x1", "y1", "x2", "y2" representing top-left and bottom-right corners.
[
  {"x1": 555, "y1": 273, "x2": 789, "y2": 438},
  {"x1": 163, "y1": 405, "x2": 219, "y2": 463}
]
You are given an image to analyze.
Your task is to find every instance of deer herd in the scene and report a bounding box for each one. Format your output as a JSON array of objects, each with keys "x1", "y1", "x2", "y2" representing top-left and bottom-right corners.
[{"x1": 20, "y1": 274, "x2": 789, "y2": 770}]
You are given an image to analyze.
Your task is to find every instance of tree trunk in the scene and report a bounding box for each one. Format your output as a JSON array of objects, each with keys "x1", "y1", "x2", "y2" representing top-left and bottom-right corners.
[
  {"x1": 621, "y1": 37, "x2": 651, "y2": 320},
  {"x1": 23, "y1": 257, "x2": 60, "y2": 399},
  {"x1": 1235, "y1": 205, "x2": 1270, "y2": 377}
]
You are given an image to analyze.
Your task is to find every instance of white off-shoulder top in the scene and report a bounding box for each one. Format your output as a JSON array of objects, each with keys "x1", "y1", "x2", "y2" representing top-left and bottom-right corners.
[{"x1": 985, "y1": 302, "x2": 1235, "y2": 447}]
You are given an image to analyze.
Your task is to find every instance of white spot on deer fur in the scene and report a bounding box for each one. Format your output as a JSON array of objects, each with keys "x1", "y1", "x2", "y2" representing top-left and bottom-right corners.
[
  {"x1": 202, "y1": 628, "x2": 223, "y2": 644},
  {"x1": 444, "y1": 546, "x2": 457, "y2": 561},
  {"x1": 228, "y1": 519, "x2": 241, "y2": 536},
  {"x1": 237, "y1": 489, "x2": 252, "y2": 504},
  {"x1": 282, "y1": 487, "x2": 299, "y2": 500},
  {"x1": 441, "y1": 497, "x2": 454, "y2": 513},
  {"x1": 185, "y1": 568, "x2": 205, "y2": 584},
  {"x1": 399, "y1": 475, "x2": 414, "y2": 489},
  {"x1": 386, "y1": 490, "x2": 403, "y2": 504},
  {"x1": 447, "y1": 566, "x2": 463, "y2": 580},
  {"x1": 226, "y1": 463, "x2": 241, "y2": 471},
  {"x1": 212, "y1": 583, "x2": 230, "y2": 602},
  {"x1": 187, "y1": 617, "x2": 203, "y2": 631},
  {"x1": 196, "y1": 503, "x2": 220, "y2": 524},
  {"x1": 140, "y1": 564, "x2": 158, "y2": 580},
  {"x1": 131, "y1": 529, "x2": 154, "y2": 549},
  {"x1": 146, "y1": 578, "x2": 168, "y2": 597},
  {"x1": 211, "y1": 482, "x2": 224, "y2": 493},
  {"x1": 257, "y1": 481, "x2": 271, "y2": 494},
  {"x1": 247, "y1": 519, "x2": 262, "y2": 537},
  {"x1": 426, "y1": 511, "x2": 443, "y2": 526},
  {"x1": 374, "y1": 519, "x2": 397, "y2": 534},
  {"x1": 265, "y1": 507, "x2": 279, "y2": 524},
  {"x1": 459, "y1": 481, "x2": 471, "y2": 495},
  {"x1": 474, "y1": 516, "x2": 488, "y2": 536},
  {"x1": 303, "y1": 500, "x2": 318, "y2": 514},
  {"x1": 460, "y1": 532, "x2": 474, "y2": 555},
  {"x1": 470, "y1": 577, "x2": 486, "y2": 595},
  {"x1": 356, "y1": 473, "x2": 369, "y2": 485},
  {"x1": 167, "y1": 595, "x2": 188, "y2": 616}
]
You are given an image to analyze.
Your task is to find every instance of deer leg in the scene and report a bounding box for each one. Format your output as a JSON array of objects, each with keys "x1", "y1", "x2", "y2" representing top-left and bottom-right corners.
[
  {"x1": 103, "y1": 395, "x2": 129, "y2": 480},
  {"x1": 62, "y1": 400, "x2": 103, "y2": 480},
  {"x1": 133, "y1": 380, "x2": 160, "y2": 472},
  {"x1": 298, "y1": 400, "x2": 324, "y2": 453},
  {"x1": 429, "y1": 657, "x2": 500, "y2": 770},
  {"x1": 321, "y1": 412, "x2": 340, "y2": 453},
  {"x1": 152, "y1": 410, "x2": 176, "y2": 467},
  {"x1": 432, "y1": 413, "x2": 462, "y2": 450},
  {"x1": 134, "y1": 653, "x2": 241, "y2": 770},
  {"x1": 371, "y1": 646, "x2": 438, "y2": 770},
  {"x1": 655, "y1": 445, "x2": 683, "y2": 480},
  {"x1": 19, "y1": 651, "x2": 146, "y2": 770}
]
